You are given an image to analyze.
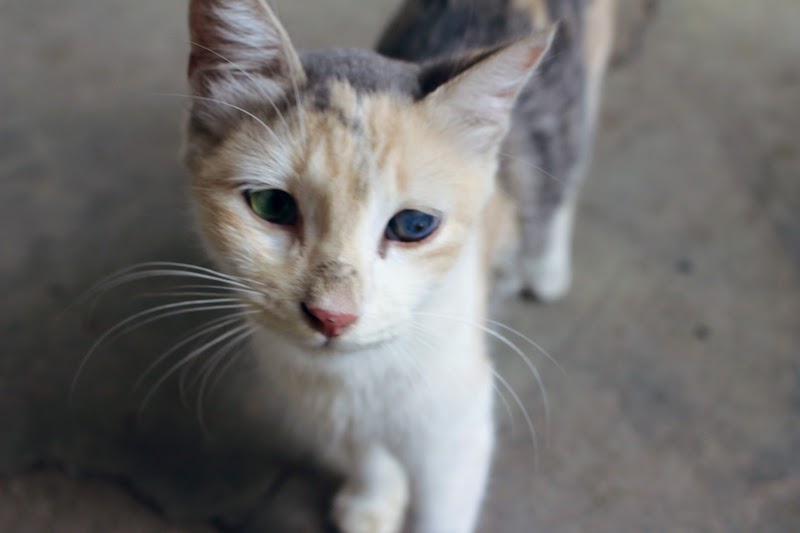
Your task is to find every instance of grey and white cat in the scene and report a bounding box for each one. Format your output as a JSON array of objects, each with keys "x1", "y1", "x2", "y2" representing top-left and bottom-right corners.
[{"x1": 182, "y1": 0, "x2": 613, "y2": 531}]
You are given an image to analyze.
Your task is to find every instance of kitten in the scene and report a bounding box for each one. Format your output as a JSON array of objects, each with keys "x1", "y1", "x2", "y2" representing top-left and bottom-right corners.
[{"x1": 183, "y1": 1, "x2": 613, "y2": 532}]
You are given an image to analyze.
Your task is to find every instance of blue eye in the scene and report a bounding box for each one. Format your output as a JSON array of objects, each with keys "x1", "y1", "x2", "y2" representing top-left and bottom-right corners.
[
  {"x1": 245, "y1": 189, "x2": 298, "y2": 226},
  {"x1": 385, "y1": 210, "x2": 440, "y2": 243}
]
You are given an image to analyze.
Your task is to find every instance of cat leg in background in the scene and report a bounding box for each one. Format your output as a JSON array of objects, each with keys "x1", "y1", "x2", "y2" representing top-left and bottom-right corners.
[
  {"x1": 518, "y1": 193, "x2": 579, "y2": 303},
  {"x1": 505, "y1": 0, "x2": 615, "y2": 303},
  {"x1": 501, "y1": 109, "x2": 585, "y2": 303},
  {"x1": 332, "y1": 443, "x2": 409, "y2": 533}
]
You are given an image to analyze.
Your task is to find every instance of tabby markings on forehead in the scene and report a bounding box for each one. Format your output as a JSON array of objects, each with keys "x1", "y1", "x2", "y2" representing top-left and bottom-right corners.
[
  {"x1": 323, "y1": 101, "x2": 365, "y2": 138},
  {"x1": 300, "y1": 48, "x2": 422, "y2": 103}
]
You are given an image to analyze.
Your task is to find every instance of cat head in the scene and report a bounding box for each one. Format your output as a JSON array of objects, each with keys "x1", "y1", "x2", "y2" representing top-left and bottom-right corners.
[{"x1": 184, "y1": 0, "x2": 552, "y2": 353}]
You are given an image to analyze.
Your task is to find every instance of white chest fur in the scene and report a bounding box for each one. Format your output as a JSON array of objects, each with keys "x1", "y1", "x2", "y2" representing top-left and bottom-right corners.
[{"x1": 246, "y1": 241, "x2": 496, "y2": 533}]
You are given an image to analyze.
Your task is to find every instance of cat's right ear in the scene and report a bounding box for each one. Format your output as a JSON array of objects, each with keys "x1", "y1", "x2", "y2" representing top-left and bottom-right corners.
[
  {"x1": 419, "y1": 29, "x2": 555, "y2": 158},
  {"x1": 187, "y1": 0, "x2": 305, "y2": 108}
]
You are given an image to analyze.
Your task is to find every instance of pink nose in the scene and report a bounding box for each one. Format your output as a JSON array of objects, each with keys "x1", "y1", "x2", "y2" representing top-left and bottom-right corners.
[{"x1": 302, "y1": 304, "x2": 358, "y2": 337}]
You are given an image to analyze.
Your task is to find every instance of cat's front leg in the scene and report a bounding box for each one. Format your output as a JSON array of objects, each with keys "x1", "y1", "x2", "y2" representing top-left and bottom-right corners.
[
  {"x1": 332, "y1": 442, "x2": 410, "y2": 533},
  {"x1": 406, "y1": 402, "x2": 494, "y2": 533}
]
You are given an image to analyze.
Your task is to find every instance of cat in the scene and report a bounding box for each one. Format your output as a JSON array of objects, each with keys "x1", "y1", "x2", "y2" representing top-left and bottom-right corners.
[{"x1": 182, "y1": 0, "x2": 613, "y2": 532}]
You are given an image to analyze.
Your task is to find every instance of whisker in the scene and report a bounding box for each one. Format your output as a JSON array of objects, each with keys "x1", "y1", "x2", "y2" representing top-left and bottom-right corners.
[
  {"x1": 414, "y1": 311, "x2": 550, "y2": 434},
  {"x1": 174, "y1": 314, "x2": 251, "y2": 408},
  {"x1": 499, "y1": 151, "x2": 563, "y2": 184},
  {"x1": 188, "y1": 41, "x2": 296, "y2": 140},
  {"x1": 84, "y1": 270, "x2": 245, "y2": 301},
  {"x1": 182, "y1": 321, "x2": 250, "y2": 396},
  {"x1": 148, "y1": 283, "x2": 261, "y2": 295},
  {"x1": 285, "y1": 50, "x2": 307, "y2": 146},
  {"x1": 473, "y1": 326, "x2": 550, "y2": 434},
  {"x1": 408, "y1": 322, "x2": 515, "y2": 428},
  {"x1": 491, "y1": 372, "x2": 517, "y2": 430},
  {"x1": 194, "y1": 325, "x2": 258, "y2": 431},
  {"x1": 138, "y1": 323, "x2": 254, "y2": 416},
  {"x1": 135, "y1": 311, "x2": 255, "y2": 391},
  {"x1": 153, "y1": 92, "x2": 281, "y2": 144},
  {"x1": 491, "y1": 367, "x2": 539, "y2": 474},
  {"x1": 175, "y1": 316, "x2": 250, "y2": 407},
  {"x1": 135, "y1": 290, "x2": 243, "y2": 300},
  {"x1": 74, "y1": 263, "x2": 262, "y2": 313},
  {"x1": 78, "y1": 270, "x2": 258, "y2": 314},
  {"x1": 132, "y1": 284, "x2": 261, "y2": 306},
  {"x1": 103, "y1": 298, "x2": 243, "y2": 345},
  {"x1": 206, "y1": 325, "x2": 259, "y2": 396},
  {"x1": 484, "y1": 318, "x2": 563, "y2": 373},
  {"x1": 99, "y1": 261, "x2": 265, "y2": 288},
  {"x1": 71, "y1": 300, "x2": 247, "y2": 398}
]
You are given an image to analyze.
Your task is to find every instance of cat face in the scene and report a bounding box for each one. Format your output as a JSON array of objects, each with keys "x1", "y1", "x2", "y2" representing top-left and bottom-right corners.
[{"x1": 184, "y1": 0, "x2": 551, "y2": 353}]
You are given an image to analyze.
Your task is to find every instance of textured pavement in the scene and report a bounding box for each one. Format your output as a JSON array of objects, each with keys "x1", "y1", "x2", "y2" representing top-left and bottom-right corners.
[{"x1": 1, "y1": 0, "x2": 799, "y2": 531}]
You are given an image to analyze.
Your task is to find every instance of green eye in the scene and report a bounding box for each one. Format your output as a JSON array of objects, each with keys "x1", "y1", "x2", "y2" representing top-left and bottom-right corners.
[{"x1": 245, "y1": 189, "x2": 298, "y2": 226}]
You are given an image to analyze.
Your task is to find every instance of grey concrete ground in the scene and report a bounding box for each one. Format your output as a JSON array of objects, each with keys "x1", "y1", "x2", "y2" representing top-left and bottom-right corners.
[{"x1": 1, "y1": 0, "x2": 798, "y2": 531}]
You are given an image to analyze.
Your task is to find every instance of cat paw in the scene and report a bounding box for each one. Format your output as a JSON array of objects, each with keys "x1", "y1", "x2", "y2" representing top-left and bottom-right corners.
[
  {"x1": 332, "y1": 484, "x2": 407, "y2": 533},
  {"x1": 519, "y1": 257, "x2": 572, "y2": 304}
]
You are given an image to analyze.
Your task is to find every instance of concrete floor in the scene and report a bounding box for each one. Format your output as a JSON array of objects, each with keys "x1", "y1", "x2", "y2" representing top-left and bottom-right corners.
[{"x1": 1, "y1": 0, "x2": 798, "y2": 531}]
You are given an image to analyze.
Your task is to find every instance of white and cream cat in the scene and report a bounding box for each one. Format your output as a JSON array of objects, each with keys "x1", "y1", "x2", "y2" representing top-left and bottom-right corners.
[{"x1": 181, "y1": 0, "x2": 613, "y2": 532}]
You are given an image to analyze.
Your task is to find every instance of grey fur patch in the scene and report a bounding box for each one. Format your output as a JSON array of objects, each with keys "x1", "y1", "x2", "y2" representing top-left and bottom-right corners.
[
  {"x1": 517, "y1": 0, "x2": 586, "y2": 205},
  {"x1": 300, "y1": 48, "x2": 421, "y2": 107},
  {"x1": 377, "y1": 0, "x2": 534, "y2": 61}
]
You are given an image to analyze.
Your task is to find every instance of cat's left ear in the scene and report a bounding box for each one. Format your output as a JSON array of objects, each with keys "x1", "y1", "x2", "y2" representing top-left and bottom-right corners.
[
  {"x1": 420, "y1": 28, "x2": 555, "y2": 157},
  {"x1": 188, "y1": 0, "x2": 305, "y2": 100}
]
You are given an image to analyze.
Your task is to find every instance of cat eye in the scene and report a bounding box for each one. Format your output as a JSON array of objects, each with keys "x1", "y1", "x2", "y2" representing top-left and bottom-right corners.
[
  {"x1": 385, "y1": 210, "x2": 440, "y2": 243},
  {"x1": 245, "y1": 189, "x2": 298, "y2": 226}
]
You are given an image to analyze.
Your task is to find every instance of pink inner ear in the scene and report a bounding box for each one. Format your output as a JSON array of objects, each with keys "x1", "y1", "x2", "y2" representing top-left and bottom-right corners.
[
  {"x1": 490, "y1": 41, "x2": 549, "y2": 100},
  {"x1": 186, "y1": 0, "x2": 302, "y2": 85},
  {"x1": 522, "y1": 42, "x2": 550, "y2": 70}
]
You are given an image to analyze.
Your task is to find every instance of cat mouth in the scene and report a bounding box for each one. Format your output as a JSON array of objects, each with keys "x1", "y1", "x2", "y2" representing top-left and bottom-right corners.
[
  {"x1": 249, "y1": 311, "x2": 393, "y2": 354},
  {"x1": 310, "y1": 334, "x2": 362, "y2": 353},
  {"x1": 306, "y1": 329, "x2": 393, "y2": 355}
]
